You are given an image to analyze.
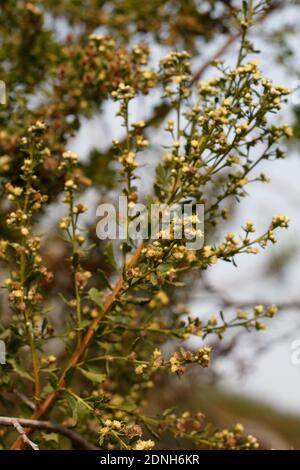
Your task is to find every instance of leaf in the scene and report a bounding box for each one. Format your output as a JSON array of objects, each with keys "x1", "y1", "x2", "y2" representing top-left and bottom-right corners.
[
  {"x1": 97, "y1": 269, "x2": 112, "y2": 290},
  {"x1": 41, "y1": 317, "x2": 48, "y2": 335},
  {"x1": 125, "y1": 296, "x2": 151, "y2": 305},
  {"x1": 155, "y1": 164, "x2": 168, "y2": 187},
  {"x1": 64, "y1": 366, "x2": 75, "y2": 387},
  {"x1": 48, "y1": 372, "x2": 58, "y2": 390},
  {"x1": 65, "y1": 395, "x2": 79, "y2": 426},
  {"x1": 77, "y1": 367, "x2": 106, "y2": 384},
  {"x1": 95, "y1": 322, "x2": 108, "y2": 338},
  {"x1": 150, "y1": 273, "x2": 158, "y2": 286},
  {"x1": 88, "y1": 287, "x2": 104, "y2": 308},
  {"x1": 41, "y1": 432, "x2": 59, "y2": 443},
  {"x1": 25, "y1": 271, "x2": 41, "y2": 287},
  {"x1": 168, "y1": 281, "x2": 186, "y2": 287},
  {"x1": 121, "y1": 241, "x2": 132, "y2": 255},
  {"x1": 7, "y1": 358, "x2": 33, "y2": 381},
  {"x1": 104, "y1": 242, "x2": 117, "y2": 270}
]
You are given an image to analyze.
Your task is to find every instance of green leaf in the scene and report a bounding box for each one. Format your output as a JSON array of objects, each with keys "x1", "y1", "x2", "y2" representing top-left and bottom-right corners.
[
  {"x1": 65, "y1": 395, "x2": 79, "y2": 426},
  {"x1": 97, "y1": 269, "x2": 112, "y2": 290},
  {"x1": 7, "y1": 358, "x2": 33, "y2": 381},
  {"x1": 125, "y1": 296, "x2": 151, "y2": 305},
  {"x1": 41, "y1": 432, "x2": 59, "y2": 443},
  {"x1": 168, "y1": 281, "x2": 186, "y2": 287},
  {"x1": 155, "y1": 164, "x2": 168, "y2": 187},
  {"x1": 150, "y1": 273, "x2": 158, "y2": 286},
  {"x1": 121, "y1": 241, "x2": 132, "y2": 255},
  {"x1": 104, "y1": 242, "x2": 117, "y2": 270},
  {"x1": 88, "y1": 287, "x2": 104, "y2": 308},
  {"x1": 25, "y1": 271, "x2": 41, "y2": 287},
  {"x1": 64, "y1": 366, "x2": 75, "y2": 387},
  {"x1": 77, "y1": 367, "x2": 106, "y2": 384},
  {"x1": 48, "y1": 372, "x2": 58, "y2": 390}
]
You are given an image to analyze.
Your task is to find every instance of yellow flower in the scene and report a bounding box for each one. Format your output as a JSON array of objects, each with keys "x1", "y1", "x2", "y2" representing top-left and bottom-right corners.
[
  {"x1": 135, "y1": 364, "x2": 147, "y2": 375},
  {"x1": 134, "y1": 440, "x2": 155, "y2": 450},
  {"x1": 203, "y1": 245, "x2": 214, "y2": 257}
]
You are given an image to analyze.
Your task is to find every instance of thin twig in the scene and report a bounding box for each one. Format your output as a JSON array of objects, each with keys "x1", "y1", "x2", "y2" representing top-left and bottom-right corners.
[
  {"x1": 14, "y1": 390, "x2": 35, "y2": 411},
  {"x1": 0, "y1": 416, "x2": 99, "y2": 450},
  {"x1": 10, "y1": 418, "x2": 39, "y2": 451}
]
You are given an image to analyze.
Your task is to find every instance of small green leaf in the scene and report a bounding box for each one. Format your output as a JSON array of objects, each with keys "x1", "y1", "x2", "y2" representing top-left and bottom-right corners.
[
  {"x1": 65, "y1": 395, "x2": 78, "y2": 426},
  {"x1": 125, "y1": 296, "x2": 151, "y2": 305},
  {"x1": 155, "y1": 163, "x2": 168, "y2": 187},
  {"x1": 104, "y1": 242, "x2": 117, "y2": 270},
  {"x1": 150, "y1": 273, "x2": 158, "y2": 286},
  {"x1": 41, "y1": 432, "x2": 59, "y2": 443},
  {"x1": 64, "y1": 366, "x2": 75, "y2": 387},
  {"x1": 7, "y1": 358, "x2": 33, "y2": 381},
  {"x1": 25, "y1": 271, "x2": 41, "y2": 287},
  {"x1": 78, "y1": 367, "x2": 106, "y2": 384},
  {"x1": 168, "y1": 281, "x2": 186, "y2": 287},
  {"x1": 88, "y1": 288, "x2": 104, "y2": 308},
  {"x1": 97, "y1": 269, "x2": 112, "y2": 290},
  {"x1": 121, "y1": 241, "x2": 132, "y2": 255}
]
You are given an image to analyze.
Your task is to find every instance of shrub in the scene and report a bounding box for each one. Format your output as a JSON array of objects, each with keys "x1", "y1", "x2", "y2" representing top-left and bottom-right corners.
[{"x1": 0, "y1": 0, "x2": 292, "y2": 450}]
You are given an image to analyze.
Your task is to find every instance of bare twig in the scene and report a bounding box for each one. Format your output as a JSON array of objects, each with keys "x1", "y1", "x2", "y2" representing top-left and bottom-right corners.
[
  {"x1": 14, "y1": 390, "x2": 35, "y2": 411},
  {"x1": 191, "y1": 32, "x2": 240, "y2": 86},
  {"x1": 0, "y1": 416, "x2": 98, "y2": 450},
  {"x1": 10, "y1": 418, "x2": 39, "y2": 450}
]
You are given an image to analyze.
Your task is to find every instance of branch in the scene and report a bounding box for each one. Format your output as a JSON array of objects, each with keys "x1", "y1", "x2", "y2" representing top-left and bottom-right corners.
[
  {"x1": 0, "y1": 416, "x2": 99, "y2": 450},
  {"x1": 14, "y1": 389, "x2": 35, "y2": 411},
  {"x1": 9, "y1": 418, "x2": 39, "y2": 450},
  {"x1": 191, "y1": 33, "x2": 240, "y2": 86}
]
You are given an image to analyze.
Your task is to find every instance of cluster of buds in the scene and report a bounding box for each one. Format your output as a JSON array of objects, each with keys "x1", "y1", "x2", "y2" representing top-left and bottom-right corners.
[
  {"x1": 83, "y1": 35, "x2": 156, "y2": 96},
  {"x1": 203, "y1": 303, "x2": 280, "y2": 339},
  {"x1": 162, "y1": 410, "x2": 205, "y2": 439},
  {"x1": 160, "y1": 51, "x2": 192, "y2": 101},
  {"x1": 27, "y1": 120, "x2": 46, "y2": 133},
  {"x1": 99, "y1": 417, "x2": 154, "y2": 449},
  {"x1": 112, "y1": 82, "x2": 135, "y2": 102},
  {"x1": 271, "y1": 214, "x2": 290, "y2": 229},
  {"x1": 134, "y1": 440, "x2": 155, "y2": 450},
  {"x1": 212, "y1": 425, "x2": 258, "y2": 450},
  {"x1": 168, "y1": 346, "x2": 212, "y2": 374},
  {"x1": 200, "y1": 213, "x2": 290, "y2": 268}
]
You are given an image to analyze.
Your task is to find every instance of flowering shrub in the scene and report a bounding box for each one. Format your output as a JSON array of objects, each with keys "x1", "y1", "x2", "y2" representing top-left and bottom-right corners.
[{"x1": 0, "y1": 0, "x2": 292, "y2": 450}]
